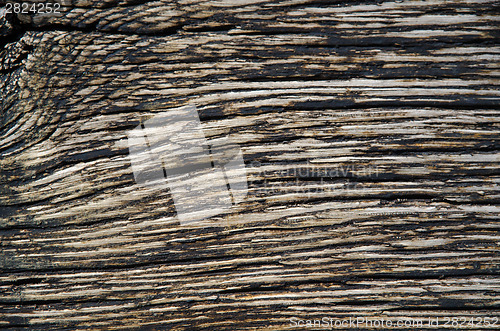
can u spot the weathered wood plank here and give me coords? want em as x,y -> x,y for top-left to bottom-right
1,0 -> 499,329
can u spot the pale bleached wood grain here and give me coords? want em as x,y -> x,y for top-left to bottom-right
1,0 -> 499,329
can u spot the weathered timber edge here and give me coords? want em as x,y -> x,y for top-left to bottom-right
0,0 -> 499,330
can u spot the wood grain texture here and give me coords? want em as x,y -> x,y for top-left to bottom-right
0,0 -> 499,329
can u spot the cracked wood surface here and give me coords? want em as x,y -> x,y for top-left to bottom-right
0,0 -> 499,330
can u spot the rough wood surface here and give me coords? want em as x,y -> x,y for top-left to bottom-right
0,0 -> 499,329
